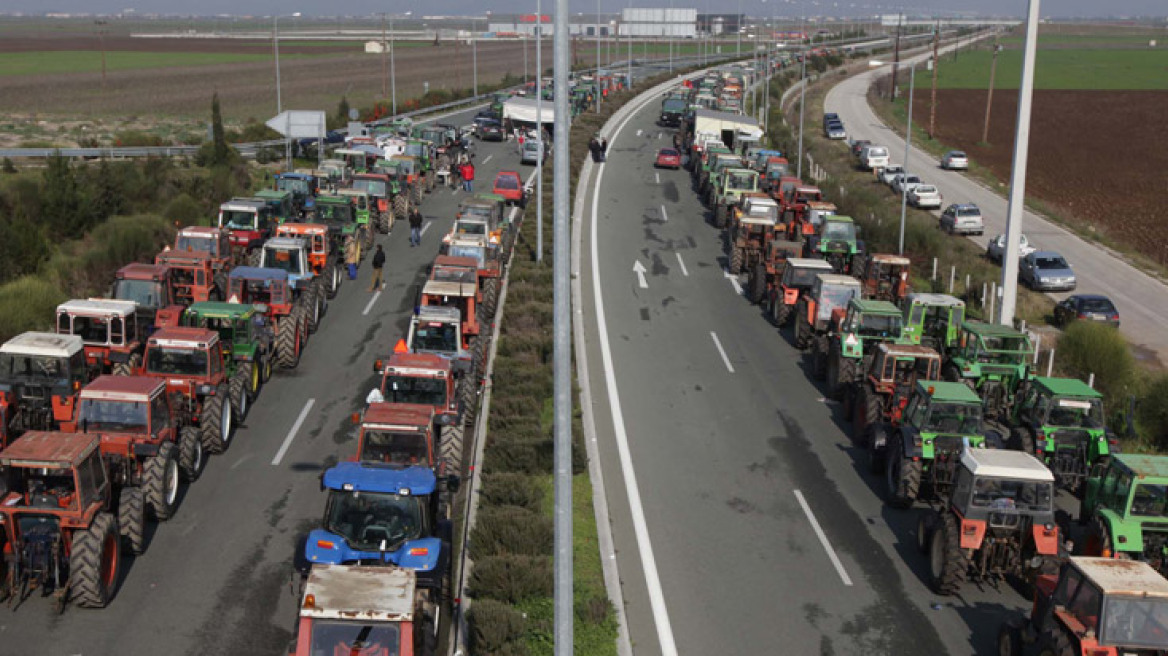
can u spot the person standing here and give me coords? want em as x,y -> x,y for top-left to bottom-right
461,160 -> 475,193
600,137 -> 608,162
409,207 -> 424,247
368,244 -> 386,292
589,137 -> 600,162
344,235 -> 359,280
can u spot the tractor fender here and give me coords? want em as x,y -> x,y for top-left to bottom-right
1032,523 -> 1060,556
397,537 -> 443,572
1098,508 -> 1144,552
902,426 -> 924,458
959,517 -> 986,550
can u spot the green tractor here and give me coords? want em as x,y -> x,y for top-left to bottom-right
942,321 -> 1034,423
1081,454 -> 1168,574
182,301 -> 275,403
371,159 -> 415,223
1009,376 -> 1114,494
699,151 -> 742,198
255,189 -> 296,225
403,139 -> 436,194
692,144 -> 731,186
337,188 -> 378,249
825,298 -> 906,399
879,380 -> 999,508
709,167 -> 760,230
314,194 -> 370,259
901,293 -> 965,352
803,215 -> 864,274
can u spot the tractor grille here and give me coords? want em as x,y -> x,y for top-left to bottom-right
979,365 -> 1017,378
1048,430 -> 1089,485
933,435 -> 964,456
930,436 -> 965,492
826,240 -> 849,253
988,512 -> 1023,531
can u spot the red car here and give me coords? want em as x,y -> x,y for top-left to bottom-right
492,171 -> 527,207
655,147 -> 681,169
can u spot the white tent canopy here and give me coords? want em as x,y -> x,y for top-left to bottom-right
502,97 -> 555,125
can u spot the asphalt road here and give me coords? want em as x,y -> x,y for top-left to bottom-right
579,78 -> 1031,656
824,50 -> 1168,362
1,104 -> 532,656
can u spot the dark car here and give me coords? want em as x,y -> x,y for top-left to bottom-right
823,112 -> 840,128
1054,294 -> 1119,328
478,121 -> 505,142
655,148 -> 681,169
849,139 -> 871,158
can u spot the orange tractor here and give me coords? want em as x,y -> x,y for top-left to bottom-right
275,223 -> 344,298
0,333 -> 94,449
154,250 -> 226,306
110,263 -> 186,330
856,254 -> 912,303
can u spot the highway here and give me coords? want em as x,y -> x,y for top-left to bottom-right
0,104 -> 527,655
577,75 -> 1029,656
825,50 -> 1168,362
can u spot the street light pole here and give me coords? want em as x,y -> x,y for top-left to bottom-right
595,0 -> 601,113
981,41 -> 1002,144
536,0 -> 544,263
795,48 -> 807,179
626,0 -> 633,92
473,15 -> 479,97
274,15 -> 283,114
898,61 -> 916,256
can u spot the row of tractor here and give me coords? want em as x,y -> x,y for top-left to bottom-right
671,66 -> 1168,656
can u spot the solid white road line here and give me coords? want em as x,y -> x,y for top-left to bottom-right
709,331 -> 735,373
722,268 -> 744,295
675,252 -> 689,277
659,205 -> 669,222
271,399 -> 316,466
794,490 -> 855,586
420,220 -> 433,236
482,154 -> 493,164
591,109 -> 679,656
655,172 -> 660,184
362,291 -> 382,316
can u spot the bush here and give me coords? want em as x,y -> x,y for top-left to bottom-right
1137,374 -> 1168,449
113,130 -> 165,147
469,554 -> 552,603
1,158 -> 15,174
466,598 -> 527,653
481,473 -> 545,511
470,506 -> 553,559
1056,322 -> 1136,406
46,213 -> 174,298
164,193 -> 204,226
0,276 -> 67,340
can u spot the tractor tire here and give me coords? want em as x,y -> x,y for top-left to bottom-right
812,335 -> 829,381
229,367 -> 250,422
885,434 -> 921,508
440,423 -> 465,475
748,262 -> 766,305
213,272 -> 228,301
239,361 -> 260,402
260,351 -> 274,383
916,510 -> 939,554
775,302 -> 792,327
997,622 -> 1025,656
199,389 -> 232,455
1086,515 -> 1118,557
729,245 -> 743,275
854,385 -> 882,446
70,512 -> 120,608
470,336 -> 487,379
178,426 -> 204,482
112,352 -> 141,376
117,487 -> 146,555
305,287 -> 323,334
928,512 -> 968,596
794,304 -> 809,348
325,263 -> 342,299
296,304 -> 311,348
276,314 -> 302,370
394,195 -> 409,223
714,204 -> 728,229
459,376 -> 478,427
483,278 -> 500,321
412,184 -> 423,207
143,442 -> 180,521
379,211 -> 392,234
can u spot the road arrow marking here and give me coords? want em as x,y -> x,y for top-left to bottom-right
633,260 -> 648,289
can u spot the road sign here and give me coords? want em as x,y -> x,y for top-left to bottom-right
265,110 -> 326,140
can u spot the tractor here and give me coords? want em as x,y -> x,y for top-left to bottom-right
699,152 -> 744,198
0,432 -> 122,609
336,189 -> 378,252
446,195 -> 508,255
352,403 -> 458,518
139,327 -> 243,455
169,226 -> 233,282
0,333 -> 92,448
444,237 -> 504,321
901,293 -> 966,352
227,267 -> 309,371
824,298 -> 906,397
880,380 -> 998,507
314,195 -> 367,262
372,349 -> 466,460
998,557 -> 1168,656
276,223 -> 344,298
750,239 -> 803,308
804,215 -> 864,274
419,255 -> 484,349
217,198 -> 276,266
289,565 -> 438,656
154,250 -> 225,306
1080,455 -> 1168,576
692,145 -> 731,189
709,167 -> 759,230
850,343 -> 941,462
1009,377 -> 1114,494
350,173 -> 396,233
111,263 -> 185,331
769,257 -> 834,327
258,237 -> 328,332
727,194 -> 780,277
75,376 -> 202,553
795,273 -> 860,379
406,306 -> 477,419
255,189 -> 296,225
917,448 -> 1059,596
943,321 -> 1035,423
274,172 -> 317,217
781,186 -> 828,242
370,160 -> 416,221
390,156 -> 425,207
403,139 -> 436,194
182,301 -> 276,404
55,299 -> 148,376
856,254 -> 911,303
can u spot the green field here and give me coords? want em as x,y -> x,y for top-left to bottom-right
1000,33 -> 1165,46
912,47 -> 1168,90
0,50 -> 318,76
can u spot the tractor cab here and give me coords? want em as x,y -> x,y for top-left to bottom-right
183,301 -> 273,393
420,256 -> 481,341
154,250 -> 223,306
858,254 -> 911,303
355,403 -> 437,472
407,306 -> 469,373
228,267 -> 294,314
255,189 -> 296,224
171,226 -> 232,269
851,343 -> 942,448
142,327 -> 226,398
259,237 -> 313,291
274,172 -> 317,215
76,376 -> 180,495
945,321 -> 1034,421
112,263 -> 182,330
901,293 -> 966,351
805,215 -> 863,274
1012,377 -> 1111,493
313,195 -> 359,249
337,189 -> 374,232
798,273 -> 861,345
218,198 -> 275,259
0,333 -> 89,446
55,299 -> 145,375
1081,455 -> 1168,573
772,257 -> 834,326
276,224 -> 332,274
373,352 -> 460,427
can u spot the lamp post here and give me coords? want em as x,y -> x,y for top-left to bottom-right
273,11 -> 301,114
536,0 -> 544,262
795,44 -> 807,179
626,0 -> 633,92
868,57 -> 915,255
391,12 -> 412,116
595,0 -> 602,113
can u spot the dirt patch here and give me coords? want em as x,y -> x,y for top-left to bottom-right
914,88 -> 1168,266
0,33 -> 360,55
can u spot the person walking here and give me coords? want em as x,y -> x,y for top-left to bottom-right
460,160 -> 475,193
368,245 -> 386,292
589,136 -> 600,163
600,137 -> 608,162
409,207 -> 424,247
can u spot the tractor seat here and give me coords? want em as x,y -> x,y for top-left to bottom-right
29,493 -> 60,509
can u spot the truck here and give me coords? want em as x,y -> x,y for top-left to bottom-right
690,107 -> 764,154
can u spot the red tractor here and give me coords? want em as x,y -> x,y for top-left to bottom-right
75,376 -> 203,553
849,343 -> 941,471
372,350 -> 465,465
217,198 -> 276,266
227,267 -> 310,370
420,255 -> 483,346
0,432 -> 122,610
154,250 -> 225,307
856,254 -> 912,303
111,263 -> 185,330
0,332 -> 93,448
55,299 -> 148,375
169,225 -> 234,278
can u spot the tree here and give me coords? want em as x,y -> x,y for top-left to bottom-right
211,92 -> 229,167
336,96 -> 351,124
41,152 -> 90,238
91,159 -> 124,221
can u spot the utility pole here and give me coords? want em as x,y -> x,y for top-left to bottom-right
536,0 -> 543,263
95,20 -> 108,89
891,13 -> 902,99
381,14 -> 388,99
928,21 -> 939,139
795,50 -> 807,180
473,15 -> 479,97
899,61 -> 916,255
981,41 -> 1002,144
595,0 -> 602,113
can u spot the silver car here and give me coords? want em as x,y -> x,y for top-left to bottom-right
985,233 -> 1036,263
941,150 -> 969,170
878,165 -> 904,186
1019,251 -> 1076,291
939,203 -> 984,236
891,173 -> 922,195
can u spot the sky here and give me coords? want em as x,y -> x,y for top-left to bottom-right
11,0 -> 1168,19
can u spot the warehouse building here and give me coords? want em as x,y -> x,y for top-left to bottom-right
617,8 -> 698,38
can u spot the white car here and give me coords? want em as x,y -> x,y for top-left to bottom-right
985,233 -> 1037,263
878,165 -> 904,186
941,150 -> 969,170
859,145 -> 889,171
908,184 -> 943,209
891,173 -> 922,195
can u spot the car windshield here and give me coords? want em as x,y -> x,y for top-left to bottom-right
971,476 -> 1053,512
351,179 -> 388,197
276,178 -> 310,195
175,234 -> 217,256
1035,256 -> 1069,270
857,313 -> 903,339
325,489 -> 424,552
263,247 -> 303,275
113,279 -> 162,309
309,619 -> 400,656
360,430 -> 430,467
1079,298 -> 1116,313
79,399 -> 148,433
146,347 -> 208,376
0,354 -> 69,384
317,203 -> 353,222
412,322 -> 458,353
659,149 -> 678,157
923,401 -> 982,434
823,221 -> 856,241
384,375 -> 446,407
1101,597 -> 1168,648
221,210 -> 257,231
1044,397 -> 1105,429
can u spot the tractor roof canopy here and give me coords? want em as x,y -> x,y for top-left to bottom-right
149,326 -> 219,350
80,375 -> 164,403
1109,454 -> 1168,481
1070,557 -> 1168,599
364,403 -> 434,431
300,564 -> 416,622
906,292 -> 965,308
918,380 -> 983,404
230,267 -> 291,283
850,298 -> 901,317
186,301 -> 255,320
57,298 -> 138,318
0,431 -> 99,468
1032,376 -> 1103,399
960,448 -> 1054,482
1,332 -> 84,358
322,461 -> 436,496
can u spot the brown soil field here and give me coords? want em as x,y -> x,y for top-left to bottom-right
913,89 -> 1168,266
0,34 -> 360,55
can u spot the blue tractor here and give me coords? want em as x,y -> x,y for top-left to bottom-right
274,172 -> 318,217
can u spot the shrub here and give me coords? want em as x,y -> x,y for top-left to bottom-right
576,594 -> 613,626
1137,374 -> 1168,449
114,130 -> 165,147
466,599 -> 527,653
481,472 -> 545,511
1056,322 -> 1136,406
1,158 -> 15,174
0,276 -> 67,340
469,554 -> 552,604
469,506 -> 553,559
164,193 -> 204,226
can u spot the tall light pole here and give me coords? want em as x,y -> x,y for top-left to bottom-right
381,13 -> 388,99
795,47 -> 807,179
981,41 -> 1002,144
536,1 -> 544,262
626,0 -> 633,91
668,0 -> 674,72
737,0 -> 742,57
273,11 -> 301,114
391,12 -> 412,116
595,0 -> 601,113
898,61 -> 917,256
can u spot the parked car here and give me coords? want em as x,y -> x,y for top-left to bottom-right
849,139 -> 871,158
479,121 -> 505,141
1019,251 -> 1076,291
655,148 -> 682,169
891,173 -> 922,195
878,165 -> 905,186
520,139 -> 546,165
822,112 -> 839,129
1053,294 -> 1120,328
985,233 -> 1036,263
825,122 -> 847,140
940,150 -> 969,170
908,184 -> 943,209
859,145 -> 889,171
939,203 -> 984,235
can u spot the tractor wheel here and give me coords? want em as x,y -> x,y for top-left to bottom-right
794,303 -> 809,348
854,385 -> 881,446
729,246 -> 743,275
471,336 -> 488,379
213,272 -> 228,301
440,423 -> 465,475
325,263 -> 341,299
775,302 -> 792,328
916,511 -> 938,555
199,389 -> 232,455
1086,515 -> 1118,557
112,352 -> 141,376
261,351 -> 274,382
394,195 -> 409,223
277,315 -> 302,369
483,278 -> 500,320
459,376 -> 478,428
714,204 -> 728,229
942,363 -> 962,383
178,426 -> 204,482
305,287 -> 323,334
997,622 -> 1025,656
928,512 -> 968,596
229,367 -> 250,422
829,352 -> 857,400
70,512 -> 120,608
885,434 -> 920,508
297,305 -> 311,348
379,211 -> 392,234
117,488 -> 146,555
812,335 -> 829,381
748,262 -> 766,305
412,184 -> 423,207
143,442 -> 180,521
1011,427 -> 1036,456
239,361 -> 260,402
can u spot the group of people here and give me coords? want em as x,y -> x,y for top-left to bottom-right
589,134 -> 608,163
350,203 -> 426,293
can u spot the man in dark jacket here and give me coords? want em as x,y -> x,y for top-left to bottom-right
369,244 -> 386,292
409,208 -> 424,247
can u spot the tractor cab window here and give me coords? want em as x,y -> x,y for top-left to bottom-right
264,247 -> 303,276
785,266 -> 820,288
1044,397 -> 1105,429
855,313 -> 902,339
361,431 -> 430,468
905,396 -> 926,428
150,395 -> 170,435
277,178 -> 310,195
1130,484 -> 1168,519
976,335 -> 1030,364
1102,597 -> 1168,648
971,477 -> 1052,512
454,221 -> 488,237
1065,579 -> 1103,636
384,375 -> 446,407
113,279 -> 163,310
221,210 -> 258,231
413,323 -> 458,354
817,286 -> 857,319
80,399 -> 149,434
822,221 -> 856,242
448,245 -> 486,269
309,619 -> 400,656
23,468 -> 79,511
728,173 -> 754,189
67,315 -> 112,345
175,234 -> 216,256
324,490 -> 424,552
0,354 -> 70,386
146,347 -> 208,377
312,235 -> 326,254
923,401 -> 982,434
77,452 -> 107,507
317,203 -> 354,223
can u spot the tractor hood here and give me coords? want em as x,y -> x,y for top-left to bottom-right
305,530 -> 442,571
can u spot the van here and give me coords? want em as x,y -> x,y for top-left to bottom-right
860,145 -> 890,171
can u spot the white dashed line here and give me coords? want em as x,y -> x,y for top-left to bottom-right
722,268 -> 743,295
482,154 -> 493,164
794,490 -> 854,586
362,291 -> 382,316
675,252 -> 689,277
659,205 -> 669,222
636,128 -> 643,136
271,399 -> 316,466
655,172 -> 660,184
710,332 -> 735,373
420,220 -> 433,236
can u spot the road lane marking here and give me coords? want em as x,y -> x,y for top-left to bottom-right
590,108 -> 679,656
482,154 -> 493,164
362,291 -> 382,316
633,261 -> 648,289
657,132 -> 663,140
675,252 -> 689,277
659,205 -> 669,222
420,220 -> 433,236
710,331 -> 735,373
722,268 -> 743,295
794,490 -> 854,586
655,172 -> 660,184
451,188 -> 458,196
230,454 -> 253,469
271,399 -> 316,466
636,129 -> 643,136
